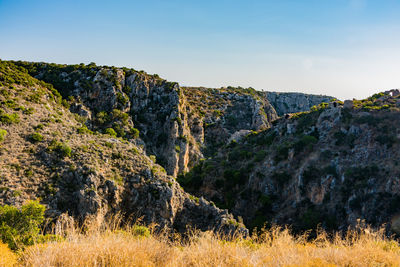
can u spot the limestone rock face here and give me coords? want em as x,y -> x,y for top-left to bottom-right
4,60 -> 337,234
0,61 -> 247,235
19,63 -> 288,176
265,91 -> 335,116
179,92 -> 400,233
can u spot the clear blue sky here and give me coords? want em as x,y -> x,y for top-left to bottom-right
1,0 -> 400,100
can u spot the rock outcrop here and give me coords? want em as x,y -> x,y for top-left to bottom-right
180,92 -> 400,234
0,60 -> 246,235
13,63 -> 284,176
1,60 -> 343,235
265,91 -> 335,116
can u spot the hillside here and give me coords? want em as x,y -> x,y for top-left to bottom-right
11,61 -> 332,177
0,60 -> 246,234
2,59 -> 396,237
179,90 -> 400,233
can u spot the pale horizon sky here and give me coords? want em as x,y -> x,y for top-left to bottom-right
1,0 -> 400,100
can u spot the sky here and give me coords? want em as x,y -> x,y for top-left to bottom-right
1,0 -> 400,100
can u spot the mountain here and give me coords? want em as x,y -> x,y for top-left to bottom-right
4,59 -> 393,235
179,90 -> 400,233
0,60 -> 246,234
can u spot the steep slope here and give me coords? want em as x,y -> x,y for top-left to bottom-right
0,60 -> 245,234
13,62 -> 284,177
3,60 -> 337,235
179,91 -> 400,233
182,86 -> 278,157
265,91 -> 335,116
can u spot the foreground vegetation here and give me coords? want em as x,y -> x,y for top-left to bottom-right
20,227 -> 400,267
1,211 -> 400,266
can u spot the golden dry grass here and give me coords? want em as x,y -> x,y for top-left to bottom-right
0,241 -> 18,267
17,218 -> 400,267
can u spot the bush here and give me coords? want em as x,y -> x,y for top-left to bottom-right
122,85 -> 132,95
77,125 -> 93,135
117,92 -> 128,107
0,201 -> 45,250
61,99 -> 70,109
131,225 -> 150,237
96,111 -> 109,125
112,124 -> 125,137
29,132 -> 43,143
149,155 -> 157,163
294,135 -> 317,154
105,128 -> 117,137
299,207 -> 322,230
0,110 -> 19,125
274,143 -> 290,162
34,124 -> 44,131
0,129 -> 6,143
48,140 -> 72,158
334,131 -> 356,148
130,127 -> 140,139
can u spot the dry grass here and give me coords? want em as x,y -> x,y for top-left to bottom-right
16,215 -> 400,267
0,241 -> 18,267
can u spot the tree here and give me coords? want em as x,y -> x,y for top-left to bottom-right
0,201 -> 45,250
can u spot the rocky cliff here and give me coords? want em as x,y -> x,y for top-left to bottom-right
179,91 -> 400,233
265,91 -> 335,116
1,60 -> 346,235
0,60 -> 246,234
13,62 -> 283,177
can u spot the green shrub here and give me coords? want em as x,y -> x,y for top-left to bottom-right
295,112 -> 319,133
48,140 -> 72,158
131,225 -> 150,237
0,201 -> 45,250
323,165 -> 338,178
274,143 -> 290,162
61,99 -> 70,109
255,131 -> 276,146
0,129 -> 6,143
34,124 -> 44,131
77,125 -> 93,135
122,85 -> 132,95
298,207 -> 322,231
130,127 -> 140,139
3,99 -> 18,109
105,128 -> 117,137
111,109 -> 129,124
29,132 -> 43,143
96,111 -> 109,125
112,124 -> 125,137
0,110 -> 19,125
117,92 -> 128,107
149,155 -> 157,163
334,131 -> 356,148
294,135 -> 317,154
